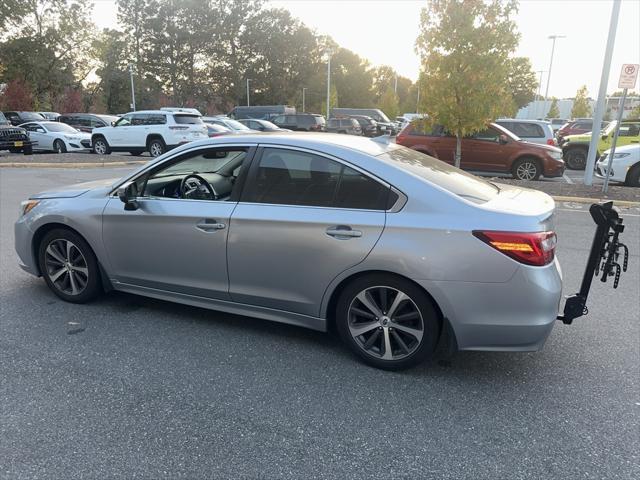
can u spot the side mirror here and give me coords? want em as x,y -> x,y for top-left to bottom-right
117,181 -> 139,211
111,121 -> 116,126
601,134 -> 608,141
499,134 -> 509,145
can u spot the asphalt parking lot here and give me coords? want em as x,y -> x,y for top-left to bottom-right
1,167 -> 638,479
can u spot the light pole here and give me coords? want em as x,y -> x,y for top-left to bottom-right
544,35 -> 565,116
246,79 -> 252,107
326,48 -> 334,118
535,70 -> 546,118
302,87 -> 307,112
128,63 -> 136,111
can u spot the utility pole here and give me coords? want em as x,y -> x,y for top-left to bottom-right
302,87 -> 307,112
326,48 -> 334,119
394,75 -> 398,94
128,63 -> 136,111
544,35 -> 565,116
246,79 -> 252,107
535,70 -> 546,118
416,82 -> 420,114
584,1 -> 621,186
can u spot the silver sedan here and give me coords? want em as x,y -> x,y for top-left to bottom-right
14,133 -> 562,369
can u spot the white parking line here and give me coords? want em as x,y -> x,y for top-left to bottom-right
562,173 -> 574,184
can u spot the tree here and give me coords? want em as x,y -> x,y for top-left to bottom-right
378,87 -> 399,121
416,0 -> 520,167
571,85 -> 592,118
547,97 -> 560,118
630,103 -> 640,118
506,56 -> 537,114
0,78 -> 34,110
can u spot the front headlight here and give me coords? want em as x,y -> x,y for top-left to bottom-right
550,151 -> 563,160
613,152 -> 630,158
20,200 -> 40,216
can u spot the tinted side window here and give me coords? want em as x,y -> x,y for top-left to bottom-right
472,128 -> 499,142
272,115 -> 285,124
512,123 -> 544,138
245,148 -> 389,210
147,114 -> 167,125
131,114 -> 149,126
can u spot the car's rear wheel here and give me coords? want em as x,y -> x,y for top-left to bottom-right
512,157 -> 541,181
93,137 -> 110,155
565,147 -> 587,170
336,274 -> 440,370
148,138 -> 166,157
38,229 -> 101,303
625,163 -> 640,187
53,139 -> 66,154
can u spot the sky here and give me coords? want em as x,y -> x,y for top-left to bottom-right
91,0 -> 640,98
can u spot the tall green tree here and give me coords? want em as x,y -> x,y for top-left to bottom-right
547,97 -> 560,118
571,85 -> 592,118
506,56 -> 538,114
416,0 -> 520,167
378,87 -> 399,121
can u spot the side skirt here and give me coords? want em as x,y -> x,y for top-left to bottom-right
111,281 -> 327,332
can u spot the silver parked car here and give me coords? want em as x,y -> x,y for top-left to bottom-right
15,133 -> 564,369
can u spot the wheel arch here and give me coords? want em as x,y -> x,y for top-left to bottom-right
146,133 -> 166,147
31,222 -> 112,290
511,153 -> 543,170
323,269 -> 445,330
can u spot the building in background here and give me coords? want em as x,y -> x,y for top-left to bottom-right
517,96 -> 639,120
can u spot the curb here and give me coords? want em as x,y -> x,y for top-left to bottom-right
552,195 -> 640,207
0,161 -> 148,168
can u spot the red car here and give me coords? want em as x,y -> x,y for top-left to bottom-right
396,122 -> 565,181
557,120 -> 608,144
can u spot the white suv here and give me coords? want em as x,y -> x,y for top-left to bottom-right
91,110 -> 208,157
495,119 -> 557,146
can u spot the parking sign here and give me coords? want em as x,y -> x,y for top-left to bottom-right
618,64 -> 639,89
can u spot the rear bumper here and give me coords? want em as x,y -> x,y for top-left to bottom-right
415,258 -> 563,351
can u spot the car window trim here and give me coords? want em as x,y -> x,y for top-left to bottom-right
238,144 -> 402,212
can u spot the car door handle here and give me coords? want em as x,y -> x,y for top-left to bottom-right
196,220 -> 226,232
326,226 -> 362,239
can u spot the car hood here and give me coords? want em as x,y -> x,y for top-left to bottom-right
30,178 -> 119,199
518,140 -> 562,153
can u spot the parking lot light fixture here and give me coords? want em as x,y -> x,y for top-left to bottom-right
544,35 -> 565,114
246,79 -> 252,107
326,48 -> 335,118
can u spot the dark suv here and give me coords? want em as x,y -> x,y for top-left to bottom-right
271,114 -> 326,131
326,118 -> 362,135
0,112 -> 35,154
3,111 -> 44,126
346,115 -> 378,137
58,113 -> 120,133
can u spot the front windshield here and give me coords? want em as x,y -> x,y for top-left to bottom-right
0,112 -> 7,125
378,145 -> 499,204
260,120 -> 279,130
44,122 -> 79,133
376,111 -> 391,123
21,112 -> 44,121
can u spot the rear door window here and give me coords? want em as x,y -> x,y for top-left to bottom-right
512,123 -> 544,138
173,114 -> 202,124
244,148 -> 390,209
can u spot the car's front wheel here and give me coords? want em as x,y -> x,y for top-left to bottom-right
625,163 -> 640,187
93,137 -> 110,155
512,157 -> 541,181
38,229 -> 102,303
336,274 -> 440,370
53,139 -> 67,154
564,147 -> 588,170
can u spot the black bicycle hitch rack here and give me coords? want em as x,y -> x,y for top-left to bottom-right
557,201 -> 628,325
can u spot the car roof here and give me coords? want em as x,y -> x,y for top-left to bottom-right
169,132 -> 399,157
496,118 -> 551,125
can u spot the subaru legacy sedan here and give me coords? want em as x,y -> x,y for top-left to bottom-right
15,133 -> 562,369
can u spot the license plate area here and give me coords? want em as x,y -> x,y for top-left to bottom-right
14,141 -> 23,147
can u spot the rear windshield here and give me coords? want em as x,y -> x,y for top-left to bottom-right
377,146 -> 499,204
173,114 -> 203,124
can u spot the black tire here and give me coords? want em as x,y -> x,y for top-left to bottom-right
148,138 -> 166,157
38,228 -> 102,304
93,136 -> 111,155
335,274 -> 441,370
53,139 -> 67,154
22,145 -> 33,155
625,163 -> 640,187
512,157 -> 542,181
564,147 -> 588,170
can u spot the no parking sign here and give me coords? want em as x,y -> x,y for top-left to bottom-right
618,64 -> 639,89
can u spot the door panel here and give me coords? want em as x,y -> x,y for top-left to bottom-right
227,204 -> 385,316
102,197 -> 234,299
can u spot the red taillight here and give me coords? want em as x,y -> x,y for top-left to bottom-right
547,138 -> 556,146
472,230 -> 556,266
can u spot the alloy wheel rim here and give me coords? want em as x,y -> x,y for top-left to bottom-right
516,162 -> 537,180
55,141 -> 63,153
347,286 -> 424,361
150,143 -> 162,156
95,141 -> 106,154
44,239 -> 88,296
